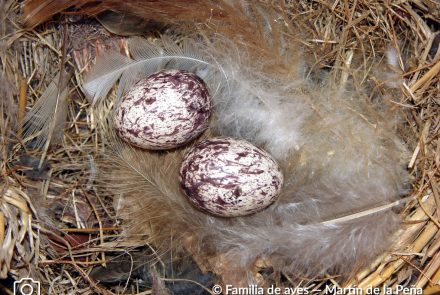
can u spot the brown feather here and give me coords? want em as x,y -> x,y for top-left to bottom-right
23,0 -> 80,28
22,0 -> 244,31
23,0 -> 301,77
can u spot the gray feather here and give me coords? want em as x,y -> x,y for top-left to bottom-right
91,34 -> 408,281
22,72 -> 69,149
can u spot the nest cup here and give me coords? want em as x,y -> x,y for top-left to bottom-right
0,0 -> 439,294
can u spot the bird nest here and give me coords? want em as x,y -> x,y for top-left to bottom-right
0,0 -> 439,294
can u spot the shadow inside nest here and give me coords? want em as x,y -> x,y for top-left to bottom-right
89,250 -> 214,294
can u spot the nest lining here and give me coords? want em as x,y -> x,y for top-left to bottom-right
0,0 -> 439,294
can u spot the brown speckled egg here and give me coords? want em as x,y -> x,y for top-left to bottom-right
114,70 -> 211,150
180,137 -> 283,217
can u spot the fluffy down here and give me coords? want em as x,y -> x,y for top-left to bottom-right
99,59 -> 408,282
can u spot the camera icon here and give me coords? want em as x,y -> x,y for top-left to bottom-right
13,278 -> 41,295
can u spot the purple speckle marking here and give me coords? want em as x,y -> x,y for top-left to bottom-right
180,137 -> 284,217
114,70 -> 211,150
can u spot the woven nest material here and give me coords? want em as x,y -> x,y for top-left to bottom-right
0,0 -> 439,294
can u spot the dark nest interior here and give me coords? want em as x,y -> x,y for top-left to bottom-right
0,0 -> 439,294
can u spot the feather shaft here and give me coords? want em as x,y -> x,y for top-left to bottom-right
321,196 -> 414,225
18,77 -> 27,138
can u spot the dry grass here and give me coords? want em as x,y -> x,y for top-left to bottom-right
0,0 -> 439,294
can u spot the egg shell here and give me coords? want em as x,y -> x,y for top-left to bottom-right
114,70 -> 211,150
180,137 -> 283,217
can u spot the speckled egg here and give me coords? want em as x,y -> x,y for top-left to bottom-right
114,70 -> 211,150
180,137 -> 283,217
